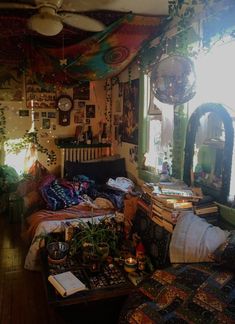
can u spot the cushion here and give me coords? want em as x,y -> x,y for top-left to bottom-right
169,211 -> 229,263
211,231 -> 235,270
40,178 -> 81,210
64,158 -> 127,184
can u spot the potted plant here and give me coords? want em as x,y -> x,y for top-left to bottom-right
33,231 -> 70,264
69,217 -> 118,263
0,164 -> 19,194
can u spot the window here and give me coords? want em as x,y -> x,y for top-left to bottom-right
4,139 -> 28,175
138,73 -> 174,182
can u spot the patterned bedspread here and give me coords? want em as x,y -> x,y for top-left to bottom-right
119,263 -> 235,323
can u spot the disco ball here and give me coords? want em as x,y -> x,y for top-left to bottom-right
151,54 -> 196,105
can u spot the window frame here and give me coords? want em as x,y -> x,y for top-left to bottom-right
138,72 -> 160,182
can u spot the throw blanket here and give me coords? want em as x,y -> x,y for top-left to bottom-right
23,204 -> 114,243
169,211 -> 229,263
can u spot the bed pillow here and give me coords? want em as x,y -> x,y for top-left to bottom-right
40,178 -> 81,210
210,231 -> 235,270
64,158 -> 127,184
169,211 -> 229,263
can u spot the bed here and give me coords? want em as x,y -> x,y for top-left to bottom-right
21,147 -> 133,271
119,212 -> 235,323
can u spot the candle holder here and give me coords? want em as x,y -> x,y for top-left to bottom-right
124,257 -> 137,273
137,252 -> 146,271
138,257 -> 146,271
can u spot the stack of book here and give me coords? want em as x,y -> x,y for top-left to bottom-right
141,183 -> 155,202
193,197 -> 219,225
150,184 -> 201,233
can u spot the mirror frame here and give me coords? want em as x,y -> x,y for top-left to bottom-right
183,103 -> 234,203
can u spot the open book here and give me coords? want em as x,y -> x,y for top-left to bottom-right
48,271 -> 87,297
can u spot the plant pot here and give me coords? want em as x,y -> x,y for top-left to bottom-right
96,242 -> 109,261
82,243 -> 96,264
47,241 -> 69,265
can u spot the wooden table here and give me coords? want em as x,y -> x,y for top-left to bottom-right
40,250 -> 135,307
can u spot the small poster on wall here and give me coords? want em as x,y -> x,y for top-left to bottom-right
42,118 -> 50,129
122,79 -> 139,144
19,110 -> 29,117
86,105 -> 95,118
73,81 -> 90,100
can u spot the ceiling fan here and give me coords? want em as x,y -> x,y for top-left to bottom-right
0,0 -> 108,36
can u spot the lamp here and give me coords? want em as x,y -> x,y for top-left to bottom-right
151,54 -> 196,105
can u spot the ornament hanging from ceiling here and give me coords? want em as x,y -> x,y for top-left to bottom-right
150,54 -> 196,105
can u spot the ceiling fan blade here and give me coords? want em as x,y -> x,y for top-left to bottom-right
60,13 -> 105,32
28,12 -> 63,36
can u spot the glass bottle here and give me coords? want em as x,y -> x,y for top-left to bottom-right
101,123 -> 107,144
86,126 -> 93,145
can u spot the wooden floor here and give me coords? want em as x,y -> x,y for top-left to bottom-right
0,215 -> 126,324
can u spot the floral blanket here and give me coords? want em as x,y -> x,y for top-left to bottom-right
119,263 -> 235,323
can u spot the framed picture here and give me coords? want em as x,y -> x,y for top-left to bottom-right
122,79 -> 139,144
73,81 -> 90,100
86,105 -> 95,118
42,118 -> 50,129
74,100 -> 86,110
74,112 -> 84,124
78,101 -> 86,108
19,110 -> 29,117
48,112 -> 56,118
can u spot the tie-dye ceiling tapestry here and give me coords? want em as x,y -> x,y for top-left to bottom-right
26,14 -> 162,87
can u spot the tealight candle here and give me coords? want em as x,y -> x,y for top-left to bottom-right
124,257 -> 137,273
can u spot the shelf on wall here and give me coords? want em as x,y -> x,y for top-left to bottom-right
55,137 -> 111,149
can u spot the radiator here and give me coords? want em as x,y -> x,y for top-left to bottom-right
60,145 -> 112,177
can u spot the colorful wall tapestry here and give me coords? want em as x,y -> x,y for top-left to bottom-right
122,79 -> 139,145
28,14 -> 162,87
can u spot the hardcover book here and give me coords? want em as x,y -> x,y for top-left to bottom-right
48,271 -> 87,297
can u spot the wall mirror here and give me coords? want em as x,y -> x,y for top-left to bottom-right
183,103 -> 234,203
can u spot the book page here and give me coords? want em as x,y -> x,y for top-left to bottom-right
48,271 -> 87,297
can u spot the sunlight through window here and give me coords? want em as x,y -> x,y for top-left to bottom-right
4,139 -> 27,175
189,39 -> 235,201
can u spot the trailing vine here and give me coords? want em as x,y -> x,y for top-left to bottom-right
0,106 -> 6,144
5,129 -> 57,166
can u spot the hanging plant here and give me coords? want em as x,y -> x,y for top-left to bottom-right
5,129 -> 57,166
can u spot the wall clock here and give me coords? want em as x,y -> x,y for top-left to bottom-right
57,95 -> 73,126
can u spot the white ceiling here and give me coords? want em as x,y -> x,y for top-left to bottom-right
63,0 -> 169,16
0,0 -> 169,16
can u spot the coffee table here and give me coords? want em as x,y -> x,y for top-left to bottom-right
40,249 -> 136,307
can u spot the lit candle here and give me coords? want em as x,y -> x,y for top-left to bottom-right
124,257 -> 137,273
